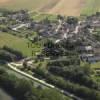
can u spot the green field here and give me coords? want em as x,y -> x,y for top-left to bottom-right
91,62 -> 100,69
82,0 -> 100,15
31,12 -> 57,21
0,32 -> 42,57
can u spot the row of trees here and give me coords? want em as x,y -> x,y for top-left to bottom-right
0,50 -> 14,62
48,64 -> 99,89
2,46 -> 24,61
33,68 -> 100,100
46,74 -> 100,100
0,46 -> 23,62
0,68 -> 69,100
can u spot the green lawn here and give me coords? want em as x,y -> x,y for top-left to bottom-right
82,0 -> 100,15
91,62 -> 100,69
0,32 -> 42,57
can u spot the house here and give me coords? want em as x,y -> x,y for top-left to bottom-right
77,46 -> 93,53
80,54 -> 94,61
0,17 -> 7,24
87,55 -> 100,63
8,10 -> 29,22
94,47 -> 100,54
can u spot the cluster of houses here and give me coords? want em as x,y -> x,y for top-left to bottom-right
77,13 -> 100,63
29,13 -> 100,63
0,10 -> 100,63
7,10 -> 29,23
31,13 -> 100,63
77,45 -> 100,63
0,10 -> 29,23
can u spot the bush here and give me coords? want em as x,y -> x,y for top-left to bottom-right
46,74 -> 100,100
0,68 -> 68,100
3,46 -> 24,60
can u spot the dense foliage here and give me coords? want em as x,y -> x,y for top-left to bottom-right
0,68 -> 69,100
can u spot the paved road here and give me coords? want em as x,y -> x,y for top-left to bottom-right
8,63 -> 55,88
7,63 -> 83,100
12,23 -> 29,31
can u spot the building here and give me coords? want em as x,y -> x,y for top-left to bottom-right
77,46 -> 93,53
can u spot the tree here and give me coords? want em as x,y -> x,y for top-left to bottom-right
23,60 -> 28,69
67,16 -> 78,25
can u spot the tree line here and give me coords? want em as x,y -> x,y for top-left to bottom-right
0,68 -> 69,100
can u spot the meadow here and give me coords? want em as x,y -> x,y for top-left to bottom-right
82,0 -> 100,15
0,32 -> 42,57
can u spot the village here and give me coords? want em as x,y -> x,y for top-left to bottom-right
0,9 -> 100,100
0,10 -> 100,63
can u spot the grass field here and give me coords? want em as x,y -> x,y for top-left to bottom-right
82,0 -> 100,15
0,32 -> 42,57
91,62 -> 100,69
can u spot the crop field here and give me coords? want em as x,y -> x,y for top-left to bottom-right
0,32 -> 42,57
0,0 -> 84,16
48,0 -> 85,16
0,0 -> 100,16
0,0 -> 57,11
82,0 -> 100,15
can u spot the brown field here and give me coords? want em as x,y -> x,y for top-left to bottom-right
0,0 -> 85,16
0,0 -> 10,3
48,0 -> 85,16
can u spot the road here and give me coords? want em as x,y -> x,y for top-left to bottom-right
8,63 -> 55,89
7,63 -> 83,100
12,23 -> 30,31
